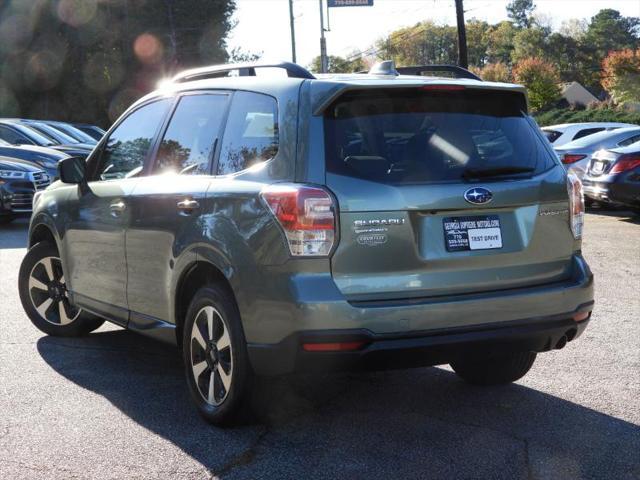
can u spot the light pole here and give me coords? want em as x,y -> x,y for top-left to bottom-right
455,0 -> 468,68
289,0 -> 297,63
319,0 -> 328,73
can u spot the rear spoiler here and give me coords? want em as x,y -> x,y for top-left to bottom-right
312,82 -> 528,116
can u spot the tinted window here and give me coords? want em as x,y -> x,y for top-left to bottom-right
93,99 -> 170,180
154,94 -> 228,175
217,91 -> 278,175
0,126 -> 32,145
324,89 -> 555,184
543,130 -> 562,143
572,127 -> 604,140
563,129 -> 640,149
28,123 -> 77,144
618,134 -> 640,147
50,123 -> 96,144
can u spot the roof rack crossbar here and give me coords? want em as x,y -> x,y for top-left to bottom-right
396,65 -> 481,81
172,61 -> 316,83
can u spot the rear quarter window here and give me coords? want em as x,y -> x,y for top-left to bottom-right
217,91 -> 278,175
572,127 -> 604,140
324,88 -> 556,184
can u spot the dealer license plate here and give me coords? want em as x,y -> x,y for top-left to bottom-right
443,215 -> 503,252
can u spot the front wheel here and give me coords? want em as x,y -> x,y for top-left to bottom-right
182,285 -> 251,426
18,242 -> 105,336
450,350 -> 537,386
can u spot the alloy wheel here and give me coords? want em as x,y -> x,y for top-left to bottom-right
190,306 -> 233,406
28,256 -> 80,325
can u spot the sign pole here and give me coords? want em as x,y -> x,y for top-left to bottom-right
455,0 -> 468,68
319,0 -> 328,73
289,0 -> 297,63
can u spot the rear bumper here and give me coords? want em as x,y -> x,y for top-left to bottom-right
247,255 -> 594,375
582,181 -> 611,202
248,312 -> 592,375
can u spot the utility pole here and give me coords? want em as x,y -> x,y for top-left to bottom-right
319,0 -> 328,73
288,0 -> 297,63
454,0 -> 468,68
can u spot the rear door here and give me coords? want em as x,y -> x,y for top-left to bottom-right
323,87 -> 572,301
125,92 -> 229,323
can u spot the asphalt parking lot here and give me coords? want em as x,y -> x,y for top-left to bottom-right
1,210 -> 639,480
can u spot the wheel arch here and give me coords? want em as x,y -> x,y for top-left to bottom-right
173,260 -> 238,347
29,216 -> 60,250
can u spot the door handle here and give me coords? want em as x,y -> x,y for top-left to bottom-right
177,199 -> 199,215
109,200 -> 126,217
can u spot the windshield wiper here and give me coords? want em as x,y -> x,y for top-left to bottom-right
462,166 -> 535,180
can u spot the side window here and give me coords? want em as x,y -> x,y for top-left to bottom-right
92,99 -> 170,181
154,94 -> 228,175
217,91 -> 278,175
617,134 -> 640,147
0,126 -> 31,145
572,127 -> 604,140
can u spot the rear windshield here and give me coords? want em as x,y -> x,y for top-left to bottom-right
324,88 -> 556,184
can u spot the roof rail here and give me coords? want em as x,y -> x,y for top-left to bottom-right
396,65 -> 481,81
172,61 -> 316,83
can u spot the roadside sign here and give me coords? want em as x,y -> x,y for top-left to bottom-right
328,0 -> 374,7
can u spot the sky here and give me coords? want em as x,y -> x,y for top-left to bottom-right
227,0 -> 640,68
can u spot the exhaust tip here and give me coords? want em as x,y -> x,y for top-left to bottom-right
555,335 -> 568,350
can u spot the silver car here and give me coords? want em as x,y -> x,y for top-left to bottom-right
554,127 -> 640,179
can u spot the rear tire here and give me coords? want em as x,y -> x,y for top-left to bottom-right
182,284 -> 251,426
450,350 -> 537,386
18,242 -> 105,336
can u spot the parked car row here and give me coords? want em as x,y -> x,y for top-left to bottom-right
542,121 -> 640,212
0,118 -> 104,223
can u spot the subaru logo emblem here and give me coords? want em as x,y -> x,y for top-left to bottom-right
464,187 -> 493,205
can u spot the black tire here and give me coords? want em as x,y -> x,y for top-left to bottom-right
182,284 -> 251,426
18,242 -> 105,337
450,350 -> 537,386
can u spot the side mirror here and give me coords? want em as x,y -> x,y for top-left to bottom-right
58,156 -> 86,184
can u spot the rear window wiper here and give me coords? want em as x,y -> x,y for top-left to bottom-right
461,166 -> 535,180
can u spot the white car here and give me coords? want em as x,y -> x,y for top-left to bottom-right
542,122 -> 637,147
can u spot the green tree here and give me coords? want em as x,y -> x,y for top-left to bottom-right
580,9 -> 640,92
506,0 -> 536,29
602,48 -> 640,104
486,21 -> 518,64
308,55 -> 364,73
513,57 -> 561,111
465,19 -> 491,67
0,0 -> 236,126
585,9 -> 640,61
375,21 -> 458,66
511,26 -> 549,63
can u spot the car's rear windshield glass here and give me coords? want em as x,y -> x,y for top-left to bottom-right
324,88 -> 556,184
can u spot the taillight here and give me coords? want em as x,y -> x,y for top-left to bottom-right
261,184 -> 336,256
302,341 -> 367,352
566,172 -> 584,239
610,154 -> 640,174
562,154 -> 587,165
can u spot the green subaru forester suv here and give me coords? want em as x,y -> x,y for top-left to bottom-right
18,61 -> 594,425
